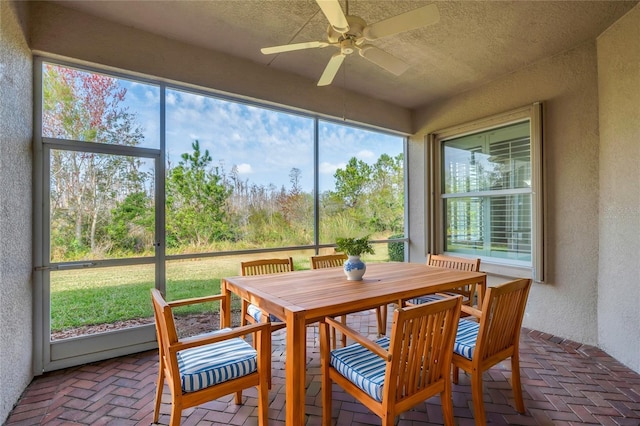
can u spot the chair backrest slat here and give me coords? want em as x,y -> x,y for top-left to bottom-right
241,257 -> 294,276
475,278 -> 531,362
427,253 -> 480,272
311,253 -> 348,269
386,296 -> 462,403
427,254 -> 481,301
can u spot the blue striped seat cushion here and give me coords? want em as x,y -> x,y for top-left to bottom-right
330,336 -> 390,402
453,319 -> 480,359
247,304 -> 282,323
177,328 -> 258,393
408,294 -> 445,305
409,293 -> 470,305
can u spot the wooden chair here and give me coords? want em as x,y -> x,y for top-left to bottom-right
240,257 -> 293,387
406,253 -> 482,308
311,253 -> 386,348
320,296 -> 462,426
240,257 -> 293,331
452,278 -> 532,425
310,253 -> 348,270
150,289 -> 270,426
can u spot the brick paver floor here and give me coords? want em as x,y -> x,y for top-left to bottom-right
5,308 -> 640,425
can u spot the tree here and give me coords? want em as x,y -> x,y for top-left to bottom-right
274,168 -> 313,244
322,153 -> 404,240
43,64 -> 148,260
106,192 -> 154,253
332,157 -> 372,209
166,140 -> 235,248
367,153 -> 404,233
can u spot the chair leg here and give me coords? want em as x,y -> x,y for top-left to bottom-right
235,390 -> 242,405
169,402 -> 182,426
241,300 -> 249,327
470,370 -> 486,426
331,327 -> 337,350
320,323 -> 333,426
321,376 -> 332,426
441,382 -> 455,426
383,414 -> 395,426
266,336 -> 273,389
256,326 -> 270,426
376,305 -> 387,336
251,312 -> 273,390
257,379 -> 268,425
248,343 -> 273,390
452,365 -> 460,384
153,363 -> 164,423
511,353 -> 525,413
330,316 -> 347,348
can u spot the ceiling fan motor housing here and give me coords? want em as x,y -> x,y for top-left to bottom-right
327,15 -> 367,44
340,39 -> 355,54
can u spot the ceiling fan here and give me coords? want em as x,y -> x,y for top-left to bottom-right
260,0 -> 440,86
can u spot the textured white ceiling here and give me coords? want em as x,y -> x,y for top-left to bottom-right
52,0 -> 637,109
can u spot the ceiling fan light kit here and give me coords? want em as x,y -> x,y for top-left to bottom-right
260,0 -> 440,86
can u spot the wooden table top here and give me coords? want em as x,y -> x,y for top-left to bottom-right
223,262 -> 486,323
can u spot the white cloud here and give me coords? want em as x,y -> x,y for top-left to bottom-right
144,89 -> 159,103
357,150 -> 376,161
320,161 -> 345,175
161,88 -> 401,193
236,163 -> 253,174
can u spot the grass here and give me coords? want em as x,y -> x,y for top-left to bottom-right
50,246 -> 393,333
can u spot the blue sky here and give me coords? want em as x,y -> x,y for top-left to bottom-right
122,78 -> 404,193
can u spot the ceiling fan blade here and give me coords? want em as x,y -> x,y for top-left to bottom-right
261,41 -> 331,55
362,4 -> 440,41
316,0 -> 350,33
358,45 -> 409,76
317,52 -> 345,86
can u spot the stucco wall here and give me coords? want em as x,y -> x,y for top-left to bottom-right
0,1 -> 34,423
596,5 -> 640,372
409,42 -> 601,345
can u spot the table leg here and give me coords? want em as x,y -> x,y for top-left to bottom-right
285,310 -> 306,425
221,279 -> 231,329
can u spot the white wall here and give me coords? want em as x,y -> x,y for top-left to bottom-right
409,41 -> 602,345
596,5 -> 640,373
0,1 -> 34,423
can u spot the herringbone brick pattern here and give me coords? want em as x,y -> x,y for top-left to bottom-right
5,309 -> 640,425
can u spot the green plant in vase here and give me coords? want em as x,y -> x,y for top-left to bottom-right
335,236 -> 375,256
335,236 -> 374,280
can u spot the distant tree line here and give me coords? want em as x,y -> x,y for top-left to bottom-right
43,64 -> 404,261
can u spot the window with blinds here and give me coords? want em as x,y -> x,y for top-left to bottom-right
441,121 -> 533,263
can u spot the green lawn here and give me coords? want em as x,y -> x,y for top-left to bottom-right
50,246 -> 393,333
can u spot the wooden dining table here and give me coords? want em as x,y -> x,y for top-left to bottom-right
221,261 -> 486,425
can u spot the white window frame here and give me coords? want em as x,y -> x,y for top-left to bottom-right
427,103 -> 544,282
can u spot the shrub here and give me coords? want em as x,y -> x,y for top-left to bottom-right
388,234 -> 405,261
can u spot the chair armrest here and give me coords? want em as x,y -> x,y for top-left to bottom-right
460,304 -> 482,319
325,317 -> 391,361
167,293 -> 227,308
170,322 -> 270,353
